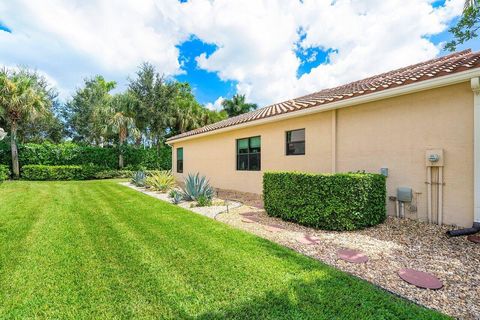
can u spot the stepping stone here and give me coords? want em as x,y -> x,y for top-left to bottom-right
264,225 -> 283,232
296,234 -> 320,245
467,235 -> 480,244
398,268 -> 443,290
267,223 -> 285,230
241,218 -> 256,223
240,212 -> 258,217
337,249 -> 369,264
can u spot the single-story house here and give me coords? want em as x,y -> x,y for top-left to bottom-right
167,49 -> 480,228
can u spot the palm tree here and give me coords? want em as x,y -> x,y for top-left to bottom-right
101,92 -> 139,168
221,94 -> 257,117
0,68 -> 50,178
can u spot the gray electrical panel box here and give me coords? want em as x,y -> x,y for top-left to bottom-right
380,167 -> 388,177
397,187 -> 413,202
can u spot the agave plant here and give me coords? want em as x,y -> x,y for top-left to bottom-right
181,172 -> 214,201
131,171 -> 146,187
168,189 -> 183,204
145,170 -> 176,192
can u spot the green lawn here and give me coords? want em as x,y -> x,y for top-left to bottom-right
0,180 -> 447,319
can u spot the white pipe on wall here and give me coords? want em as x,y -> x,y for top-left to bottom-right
427,166 -> 432,223
438,166 -> 444,226
472,77 -> 480,223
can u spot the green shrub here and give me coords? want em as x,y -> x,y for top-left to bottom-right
21,164 -> 134,181
145,170 -> 176,192
0,165 -> 10,181
0,141 -> 171,170
263,171 -> 386,231
196,195 -> 212,207
94,170 -> 133,179
181,173 -> 214,201
21,165 -> 90,181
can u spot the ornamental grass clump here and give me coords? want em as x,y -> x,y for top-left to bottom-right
181,172 -> 214,201
145,170 -> 175,192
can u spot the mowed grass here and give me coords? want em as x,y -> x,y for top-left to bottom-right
0,180 -> 448,319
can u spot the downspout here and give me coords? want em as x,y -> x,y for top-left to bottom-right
331,109 -> 337,173
448,77 -> 480,236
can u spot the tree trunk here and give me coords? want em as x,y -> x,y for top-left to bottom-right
10,122 -> 19,179
118,130 -> 125,169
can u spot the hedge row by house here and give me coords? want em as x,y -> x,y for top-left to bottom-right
0,165 -> 10,182
263,171 -> 386,231
0,142 -> 171,170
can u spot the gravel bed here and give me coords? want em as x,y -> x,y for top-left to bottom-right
121,182 -> 242,218
217,206 -> 480,319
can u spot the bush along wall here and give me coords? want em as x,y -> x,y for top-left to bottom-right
0,165 -> 10,182
0,142 -> 171,170
263,171 -> 386,231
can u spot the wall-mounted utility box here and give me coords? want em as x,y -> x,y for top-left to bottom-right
425,149 -> 444,167
380,167 -> 388,177
397,187 -> 413,202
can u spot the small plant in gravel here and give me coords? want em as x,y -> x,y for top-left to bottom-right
181,172 -> 214,201
131,171 -> 146,187
168,189 -> 183,204
145,170 -> 175,192
196,195 -> 212,207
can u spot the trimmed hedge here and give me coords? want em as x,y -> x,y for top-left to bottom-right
0,165 -> 10,181
263,171 -> 386,231
21,165 -> 98,181
0,142 -> 171,170
21,165 -> 139,181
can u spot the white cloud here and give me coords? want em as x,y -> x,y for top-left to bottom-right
178,0 -> 465,105
205,96 -> 225,111
0,0 -> 467,107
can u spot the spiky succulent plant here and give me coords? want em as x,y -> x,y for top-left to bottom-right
181,172 -> 214,201
131,171 -> 146,187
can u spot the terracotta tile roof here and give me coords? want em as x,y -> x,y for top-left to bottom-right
167,49 -> 480,142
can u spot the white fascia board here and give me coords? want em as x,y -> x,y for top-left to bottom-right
167,68 -> 480,145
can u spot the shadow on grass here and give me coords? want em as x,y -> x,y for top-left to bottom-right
195,275 -> 447,320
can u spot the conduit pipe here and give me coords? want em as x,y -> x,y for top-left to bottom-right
438,167 -> 443,226
427,166 -> 432,223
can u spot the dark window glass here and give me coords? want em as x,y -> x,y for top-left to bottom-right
236,136 -> 261,171
286,129 -> 305,155
176,148 -> 183,173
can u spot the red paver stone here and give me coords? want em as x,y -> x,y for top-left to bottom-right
398,268 -> 443,290
467,235 -> 480,243
239,212 -> 257,217
296,234 -> 320,245
241,218 -> 256,223
337,249 -> 369,264
264,225 -> 283,233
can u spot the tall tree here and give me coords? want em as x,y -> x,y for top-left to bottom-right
100,92 -> 139,168
64,76 -> 116,145
445,0 -> 479,51
221,94 -> 257,117
128,63 -> 177,146
0,68 -> 51,177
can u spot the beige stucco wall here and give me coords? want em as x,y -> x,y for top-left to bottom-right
171,82 -> 474,227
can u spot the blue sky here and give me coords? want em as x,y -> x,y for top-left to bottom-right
0,0 -> 478,108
